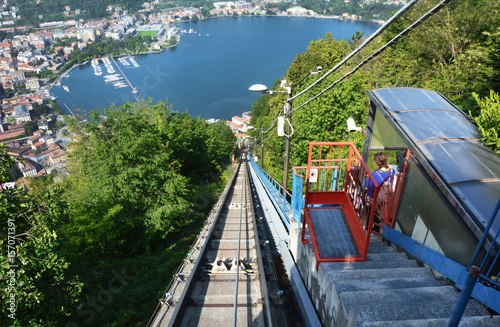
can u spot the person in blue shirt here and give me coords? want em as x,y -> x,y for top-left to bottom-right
365,152 -> 395,231
366,152 -> 395,199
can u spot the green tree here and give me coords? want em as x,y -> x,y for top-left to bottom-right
61,100 -> 234,261
23,120 -> 38,135
62,101 -> 194,259
168,36 -> 177,46
0,144 -> 83,326
201,6 -> 211,17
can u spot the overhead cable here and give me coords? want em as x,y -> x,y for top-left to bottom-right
256,129 -> 277,146
255,105 -> 285,137
289,0 -> 420,102
290,0 -> 454,115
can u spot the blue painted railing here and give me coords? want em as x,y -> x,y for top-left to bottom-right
291,167 -> 306,225
248,155 -> 292,231
383,199 -> 500,318
291,165 -> 345,228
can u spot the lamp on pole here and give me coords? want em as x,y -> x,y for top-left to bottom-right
249,81 -> 291,187
248,66 -> 322,191
247,125 -> 264,168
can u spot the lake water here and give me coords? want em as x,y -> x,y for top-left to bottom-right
52,16 -> 379,120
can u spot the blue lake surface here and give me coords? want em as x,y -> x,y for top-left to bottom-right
53,16 -> 379,120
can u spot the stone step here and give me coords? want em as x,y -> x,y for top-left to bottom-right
346,301 -> 492,327
338,286 -> 489,327
362,315 -> 500,327
326,267 -> 434,282
335,276 -> 444,295
297,230 -> 494,327
320,258 -> 419,272
325,267 -> 443,318
367,241 -> 399,254
341,286 -> 487,314
366,252 -> 410,262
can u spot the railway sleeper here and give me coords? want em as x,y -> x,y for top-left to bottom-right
189,302 -> 262,307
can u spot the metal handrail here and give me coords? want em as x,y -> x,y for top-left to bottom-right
449,198 -> 500,327
248,154 -> 292,231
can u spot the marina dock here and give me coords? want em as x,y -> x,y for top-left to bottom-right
62,103 -> 76,117
110,57 -> 138,93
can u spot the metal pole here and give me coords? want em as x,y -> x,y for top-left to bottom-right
283,84 -> 292,190
448,266 -> 480,327
259,125 -> 263,169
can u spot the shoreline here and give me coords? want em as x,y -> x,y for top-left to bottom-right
50,16 -> 378,119
193,13 -> 385,25
51,13 -> 378,88
52,41 -> 179,85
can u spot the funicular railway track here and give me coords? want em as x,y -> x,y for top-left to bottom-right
150,155 -> 272,327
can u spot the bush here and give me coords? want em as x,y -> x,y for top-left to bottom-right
472,91 -> 500,153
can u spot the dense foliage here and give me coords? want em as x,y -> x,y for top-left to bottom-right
472,91 -> 500,153
249,0 -> 500,189
1,145 -> 83,326
12,0 -> 144,26
299,0 -> 404,20
62,101 -> 235,259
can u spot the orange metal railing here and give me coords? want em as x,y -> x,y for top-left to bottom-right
300,142 -> 409,269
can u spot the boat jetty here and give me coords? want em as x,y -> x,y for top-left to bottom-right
128,55 -> 139,68
111,57 -> 138,93
102,57 -> 116,74
92,59 -> 102,76
113,81 -> 128,89
118,57 -> 130,67
104,74 -> 123,83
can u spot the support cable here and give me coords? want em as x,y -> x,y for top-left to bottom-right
288,0 -> 420,102
289,0 -> 454,115
256,129 -> 277,147
262,106 -> 285,135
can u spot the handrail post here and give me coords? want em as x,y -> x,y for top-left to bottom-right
448,266 -> 480,327
292,168 -> 304,226
468,199 -> 500,269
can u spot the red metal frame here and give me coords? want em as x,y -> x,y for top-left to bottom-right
299,143 -> 411,270
371,149 -> 412,235
301,142 -> 381,270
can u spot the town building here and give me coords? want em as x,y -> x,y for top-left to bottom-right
18,159 -> 37,177
14,104 -> 31,124
24,77 -> 40,90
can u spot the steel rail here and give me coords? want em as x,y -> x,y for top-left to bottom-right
159,154 -> 270,327
232,162 -> 246,326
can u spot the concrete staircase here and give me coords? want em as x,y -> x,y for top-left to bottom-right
296,234 -> 500,327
